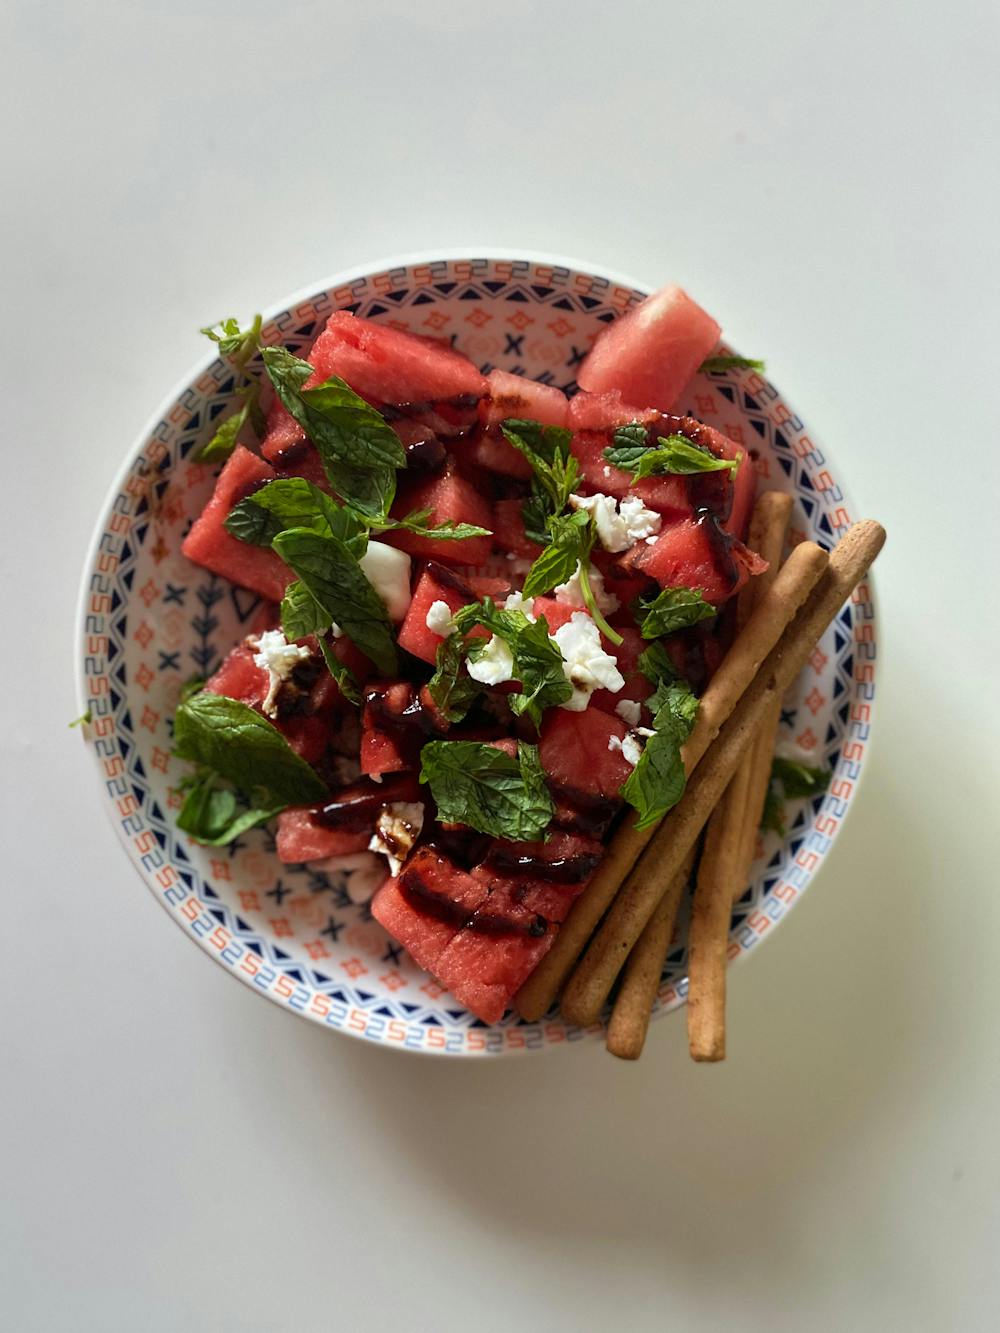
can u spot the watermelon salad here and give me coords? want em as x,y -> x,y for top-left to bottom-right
175,284 -> 769,1024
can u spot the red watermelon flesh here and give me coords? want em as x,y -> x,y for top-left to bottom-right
385,465 -> 494,566
277,772 -> 421,864
590,625 -> 653,717
476,831 -> 603,922
623,513 -> 767,604
182,446 -> 293,603
577,283 -> 721,412
567,391 -> 658,433
205,642 -> 267,710
431,899 -> 556,1024
361,681 -> 420,777
261,312 -> 487,462
370,848 -> 492,977
571,428 -> 691,517
491,500 -> 543,561
397,564 -> 502,665
540,707 -> 632,803
465,370 -> 570,478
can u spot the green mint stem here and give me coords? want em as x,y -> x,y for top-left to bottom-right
578,561 -> 623,646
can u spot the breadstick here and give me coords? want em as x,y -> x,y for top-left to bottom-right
559,520 -> 885,1028
606,495 -> 794,1061
686,777 -> 748,1060
605,845 -> 698,1060
514,533 -> 828,1023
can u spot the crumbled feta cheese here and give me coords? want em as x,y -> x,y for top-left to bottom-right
615,699 -> 642,727
466,634 -> 515,685
503,590 -> 536,619
618,496 -> 662,542
359,541 -> 412,621
309,851 -> 387,903
608,730 -> 644,766
368,801 -> 424,877
553,612 -> 625,711
425,599 -> 456,637
554,562 -> 620,614
331,622 -> 344,638
251,629 -> 312,718
569,492 -> 629,552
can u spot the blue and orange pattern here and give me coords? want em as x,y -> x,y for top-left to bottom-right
77,256 -> 877,1055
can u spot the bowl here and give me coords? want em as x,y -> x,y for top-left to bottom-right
76,250 -> 878,1056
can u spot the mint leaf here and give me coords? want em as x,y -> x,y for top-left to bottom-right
620,678 -> 699,829
636,586 -> 717,638
174,692 -> 326,807
758,755 -> 829,838
262,349 -> 404,518
179,676 -> 206,704
699,355 -> 766,374
426,633 -> 481,724
68,710 -> 92,729
194,385 -> 262,464
273,527 -> 398,675
280,580 -> 331,640
771,757 -> 831,800
387,508 -> 493,541
225,477 -> 368,552
637,642 -> 684,689
604,432 -> 739,479
501,418 -> 579,536
201,314 -> 263,370
176,767 -> 284,846
452,598 -> 572,728
419,739 -> 554,841
317,635 -> 361,706
522,510 -> 591,598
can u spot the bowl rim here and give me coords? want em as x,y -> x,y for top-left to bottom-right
75,247 -> 878,1057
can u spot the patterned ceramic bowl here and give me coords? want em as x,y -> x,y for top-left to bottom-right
76,252 -> 877,1056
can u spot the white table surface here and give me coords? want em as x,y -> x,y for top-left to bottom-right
3,3 -> 999,1329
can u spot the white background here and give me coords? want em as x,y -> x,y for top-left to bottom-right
2,2 -> 998,1330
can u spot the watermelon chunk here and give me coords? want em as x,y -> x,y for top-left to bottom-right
205,641 -> 267,710
361,682 -> 419,777
398,565 -> 476,665
261,312 -> 487,463
431,894 -> 556,1025
277,773 -> 421,864
491,499 -> 543,561
182,446 -> 293,602
465,370 -> 570,477
622,513 -> 767,604
204,639 -> 330,764
476,831 -> 603,923
385,465 -> 494,566
567,391 -> 658,433
371,848 -> 492,977
589,625 -> 652,717
577,284 -> 721,412
540,707 -> 632,804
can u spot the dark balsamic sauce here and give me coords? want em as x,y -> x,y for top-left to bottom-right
398,869 -> 547,938
694,506 -> 741,594
484,850 -> 601,884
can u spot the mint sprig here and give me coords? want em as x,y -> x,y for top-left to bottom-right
262,349 -> 404,519
426,633 -> 481,725
194,314 -> 266,463
452,598 -> 572,729
604,430 -> 739,480
173,691 -> 326,846
273,527 -> 398,676
419,739 -> 554,841
635,586 -> 717,639
620,678 -> 699,830
699,355 -> 766,374
500,418 -> 578,546
760,756 -> 832,834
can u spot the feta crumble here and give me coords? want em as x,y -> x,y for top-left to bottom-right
467,634 -> 515,685
425,599 -> 456,636
615,698 -> 642,728
359,541 -> 412,621
554,562 -> 620,614
553,612 -> 625,711
251,629 -> 312,718
368,801 -> 424,877
568,492 -> 662,552
503,590 -> 536,618
608,731 -> 644,766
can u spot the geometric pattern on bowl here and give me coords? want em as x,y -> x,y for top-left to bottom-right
77,254 -> 877,1055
